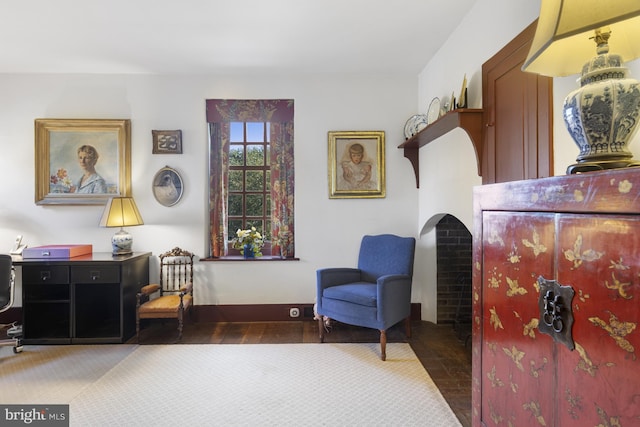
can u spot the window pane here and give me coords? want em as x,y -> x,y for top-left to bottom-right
266,122 -> 270,142
228,170 -> 243,191
246,171 -> 264,191
266,170 -> 271,191
246,194 -> 263,217
246,145 -> 264,166
230,122 -> 244,142
229,219 -> 242,234
246,122 -> 264,142
229,145 -> 244,166
266,194 -> 271,216
228,194 -> 243,216
246,220 -> 264,234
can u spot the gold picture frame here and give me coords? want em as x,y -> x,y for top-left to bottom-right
35,118 -> 131,205
328,130 -> 385,199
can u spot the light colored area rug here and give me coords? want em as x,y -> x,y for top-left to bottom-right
1,343 -> 461,426
0,344 -> 137,404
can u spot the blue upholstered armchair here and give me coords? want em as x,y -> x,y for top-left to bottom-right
316,234 -> 416,360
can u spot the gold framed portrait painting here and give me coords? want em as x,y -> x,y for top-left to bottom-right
35,119 -> 131,205
328,130 -> 385,199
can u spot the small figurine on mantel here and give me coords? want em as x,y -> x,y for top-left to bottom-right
456,74 -> 468,109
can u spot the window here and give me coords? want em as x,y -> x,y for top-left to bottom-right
206,100 -> 294,259
228,121 -> 271,238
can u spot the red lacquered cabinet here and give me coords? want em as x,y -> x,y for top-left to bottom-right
472,169 -> 640,427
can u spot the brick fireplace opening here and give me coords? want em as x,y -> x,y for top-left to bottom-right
435,214 -> 472,344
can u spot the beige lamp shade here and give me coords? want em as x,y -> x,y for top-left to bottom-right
100,197 -> 144,228
522,0 -> 640,76
100,197 -> 143,255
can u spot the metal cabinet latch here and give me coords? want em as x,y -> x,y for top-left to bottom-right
537,276 -> 575,351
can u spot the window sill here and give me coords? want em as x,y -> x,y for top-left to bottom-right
201,256 -> 300,262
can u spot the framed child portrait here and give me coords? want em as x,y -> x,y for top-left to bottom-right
35,118 -> 132,205
328,130 -> 385,199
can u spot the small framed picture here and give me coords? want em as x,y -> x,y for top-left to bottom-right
152,130 -> 183,154
328,130 -> 385,199
152,166 -> 184,207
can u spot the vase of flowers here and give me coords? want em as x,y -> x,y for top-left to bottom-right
231,227 -> 264,258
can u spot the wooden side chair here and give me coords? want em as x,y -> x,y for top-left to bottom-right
136,247 -> 194,342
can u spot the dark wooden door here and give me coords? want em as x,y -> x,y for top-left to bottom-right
482,20 -> 553,184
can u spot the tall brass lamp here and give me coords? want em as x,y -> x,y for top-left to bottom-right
100,197 -> 144,255
522,0 -> 640,174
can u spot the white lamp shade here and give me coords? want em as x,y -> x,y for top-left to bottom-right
99,197 -> 144,228
523,0 -> 640,76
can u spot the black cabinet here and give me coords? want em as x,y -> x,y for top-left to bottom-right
16,252 -> 150,344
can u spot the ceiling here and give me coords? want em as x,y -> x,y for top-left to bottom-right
1,0 -> 478,75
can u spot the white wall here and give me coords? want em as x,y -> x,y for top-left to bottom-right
0,73 -> 419,307
415,0 -> 541,322
415,0 -> 640,322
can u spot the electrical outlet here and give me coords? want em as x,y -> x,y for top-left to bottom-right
289,307 -> 300,318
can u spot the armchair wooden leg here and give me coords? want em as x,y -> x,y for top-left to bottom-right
405,316 -> 412,338
379,330 -> 387,361
318,318 -> 325,343
136,312 -> 141,343
177,309 -> 184,341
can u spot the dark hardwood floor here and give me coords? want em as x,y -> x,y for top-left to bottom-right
134,320 -> 472,427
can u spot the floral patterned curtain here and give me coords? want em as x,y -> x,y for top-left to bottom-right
270,121 -> 295,257
206,99 -> 295,258
208,122 -> 229,257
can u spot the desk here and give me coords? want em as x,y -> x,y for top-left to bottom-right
13,252 -> 150,344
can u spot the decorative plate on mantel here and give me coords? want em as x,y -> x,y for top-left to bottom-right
426,97 -> 441,124
404,114 -> 429,139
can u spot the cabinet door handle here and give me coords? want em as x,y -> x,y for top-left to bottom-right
542,290 -> 565,333
537,276 -> 575,351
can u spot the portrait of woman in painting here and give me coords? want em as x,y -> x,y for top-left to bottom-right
72,145 -> 107,194
48,131 -> 119,195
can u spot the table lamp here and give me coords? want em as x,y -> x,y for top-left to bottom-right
522,0 -> 640,173
99,197 -> 144,255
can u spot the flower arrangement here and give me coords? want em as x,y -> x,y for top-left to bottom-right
231,227 -> 264,257
50,168 -> 74,193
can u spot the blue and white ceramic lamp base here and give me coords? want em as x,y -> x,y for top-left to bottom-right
112,228 -> 133,255
564,43 -> 640,174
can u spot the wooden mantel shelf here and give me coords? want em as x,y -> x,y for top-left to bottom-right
398,108 -> 483,188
